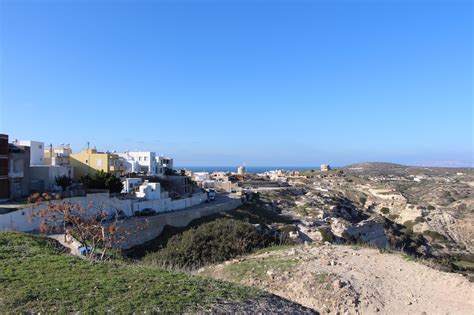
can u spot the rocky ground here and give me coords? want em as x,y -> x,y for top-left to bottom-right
253,163 -> 474,277
199,243 -> 474,314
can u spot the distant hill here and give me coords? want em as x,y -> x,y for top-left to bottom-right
343,162 -> 473,176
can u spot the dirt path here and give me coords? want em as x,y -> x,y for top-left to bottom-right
199,244 -> 474,314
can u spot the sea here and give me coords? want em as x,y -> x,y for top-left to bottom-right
175,166 -> 320,174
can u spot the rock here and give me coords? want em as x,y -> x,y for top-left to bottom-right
266,269 -> 275,279
332,279 -> 343,289
330,260 -> 337,266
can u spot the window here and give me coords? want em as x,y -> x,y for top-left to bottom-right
139,157 -> 141,161
96,159 -> 102,167
11,159 -> 23,173
144,156 -> 147,161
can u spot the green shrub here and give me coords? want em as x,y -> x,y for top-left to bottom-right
278,225 -> 298,233
414,216 -> 424,223
380,207 -> 390,214
319,227 -> 335,243
388,214 -> 400,221
422,230 -> 447,242
81,170 -> 123,193
142,219 -> 273,269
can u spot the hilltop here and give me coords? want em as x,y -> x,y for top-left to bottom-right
343,162 -> 473,176
199,243 -> 474,314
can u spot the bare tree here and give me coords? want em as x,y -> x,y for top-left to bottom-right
30,193 -> 146,261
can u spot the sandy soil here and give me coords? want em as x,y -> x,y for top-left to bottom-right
199,244 -> 474,314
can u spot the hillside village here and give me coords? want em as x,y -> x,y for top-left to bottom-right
1,134 -> 257,247
1,133 -> 473,313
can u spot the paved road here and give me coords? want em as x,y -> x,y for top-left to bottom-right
124,193 -> 242,221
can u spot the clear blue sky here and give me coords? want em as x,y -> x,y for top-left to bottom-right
1,0 -> 472,167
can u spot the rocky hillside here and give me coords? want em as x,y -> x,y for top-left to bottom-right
255,163 -> 474,276
199,243 -> 474,314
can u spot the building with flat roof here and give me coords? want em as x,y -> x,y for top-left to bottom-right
11,140 -> 44,165
8,144 -> 31,199
320,164 -> 331,172
69,148 -> 124,180
0,134 -> 9,200
118,151 -> 158,175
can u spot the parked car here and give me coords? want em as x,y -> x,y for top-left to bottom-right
135,208 -> 156,217
207,189 -> 216,201
110,210 -> 126,220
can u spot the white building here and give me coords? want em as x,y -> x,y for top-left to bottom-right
44,144 -> 72,166
156,156 -> 174,174
193,172 -> 211,182
320,164 -> 331,171
237,166 -> 246,175
12,140 -> 44,165
118,151 -> 158,175
121,178 -> 143,194
136,181 -> 163,200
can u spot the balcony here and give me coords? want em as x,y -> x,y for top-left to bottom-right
8,171 -> 24,178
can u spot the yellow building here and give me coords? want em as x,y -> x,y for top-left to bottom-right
69,148 -> 124,180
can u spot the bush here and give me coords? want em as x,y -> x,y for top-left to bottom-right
422,230 -> 447,242
319,227 -> 335,243
403,220 -> 415,232
55,175 -> 72,191
414,216 -> 424,223
142,219 -> 273,269
81,170 -> 123,193
380,207 -> 390,214
427,205 -> 436,210
388,214 -> 400,221
278,225 -> 298,233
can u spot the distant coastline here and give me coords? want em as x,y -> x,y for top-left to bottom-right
175,166 -> 322,173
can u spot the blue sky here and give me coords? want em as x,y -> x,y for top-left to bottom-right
1,0 -> 472,167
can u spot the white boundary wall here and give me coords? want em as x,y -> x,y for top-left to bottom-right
0,191 -> 208,232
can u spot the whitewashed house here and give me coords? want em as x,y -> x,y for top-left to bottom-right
121,178 -> 143,194
12,140 -> 44,165
136,181 -> 163,200
118,151 -> 158,175
156,156 -> 173,174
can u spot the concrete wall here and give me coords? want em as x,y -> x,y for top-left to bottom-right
117,197 -> 242,249
0,191 -> 209,232
30,165 -> 74,191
